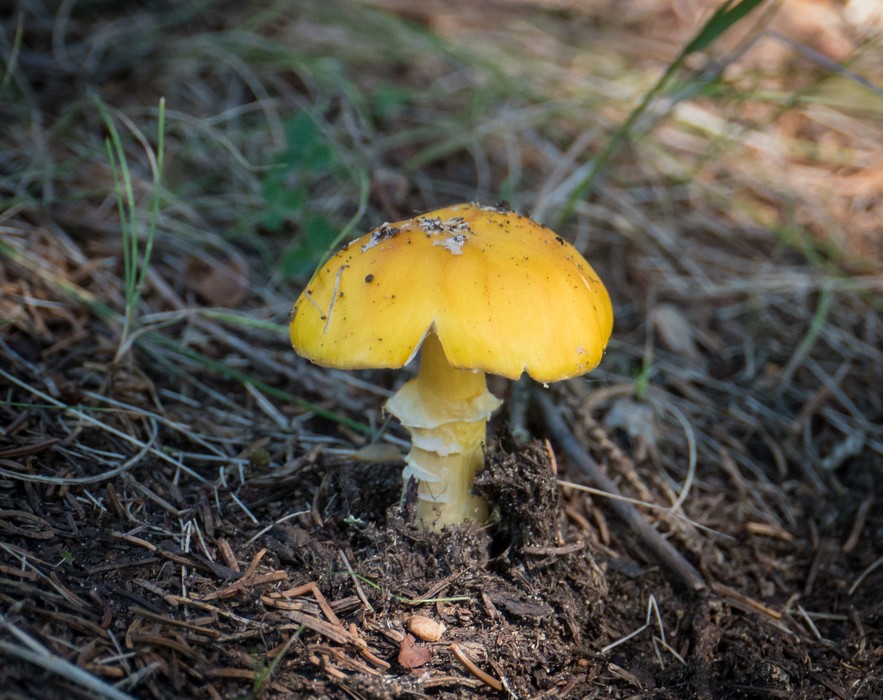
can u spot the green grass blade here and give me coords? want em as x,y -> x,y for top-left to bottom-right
685,0 -> 767,54
135,98 -> 166,296
553,0 -> 769,229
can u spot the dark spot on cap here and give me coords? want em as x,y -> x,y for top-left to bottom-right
556,236 -> 565,245
365,274 -> 374,283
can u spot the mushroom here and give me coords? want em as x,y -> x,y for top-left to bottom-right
290,202 -> 613,530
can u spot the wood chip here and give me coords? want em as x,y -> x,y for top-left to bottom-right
712,582 -> 784,621
521,541 -> 585,556
217,537 -> 240,573
196,570 -> 288,602
486,591 -> 553,618
128,631 -> 197,657
271,608 -> 361,647
204,668 -> 258,680
0,438 -> 59,458
745,522 -> 794,541
311,644 -> 381,677
129,606 -> 221,638
0,510 -> 55,539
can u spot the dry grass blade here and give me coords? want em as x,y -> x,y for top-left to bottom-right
0,615 -> 135,700
0,367 -> 206,482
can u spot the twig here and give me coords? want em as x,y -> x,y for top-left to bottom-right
449,644 -> 503,692
534,390 -> 706,594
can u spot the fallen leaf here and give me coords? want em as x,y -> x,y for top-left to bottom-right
652,303 -> 700,361
398,633 -> 431,669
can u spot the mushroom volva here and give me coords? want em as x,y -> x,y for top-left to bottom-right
291,202 -> 613,530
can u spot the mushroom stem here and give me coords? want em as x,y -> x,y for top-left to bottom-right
386,332 -> 502,530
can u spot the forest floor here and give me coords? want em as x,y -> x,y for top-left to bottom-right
1,1 -> 882,698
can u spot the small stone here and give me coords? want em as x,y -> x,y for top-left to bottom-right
405,615 -> 446,642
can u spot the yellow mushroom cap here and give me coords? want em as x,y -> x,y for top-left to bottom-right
290,202 -> 613,383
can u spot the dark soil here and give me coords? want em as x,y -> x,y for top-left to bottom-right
1,408 -> 881,698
